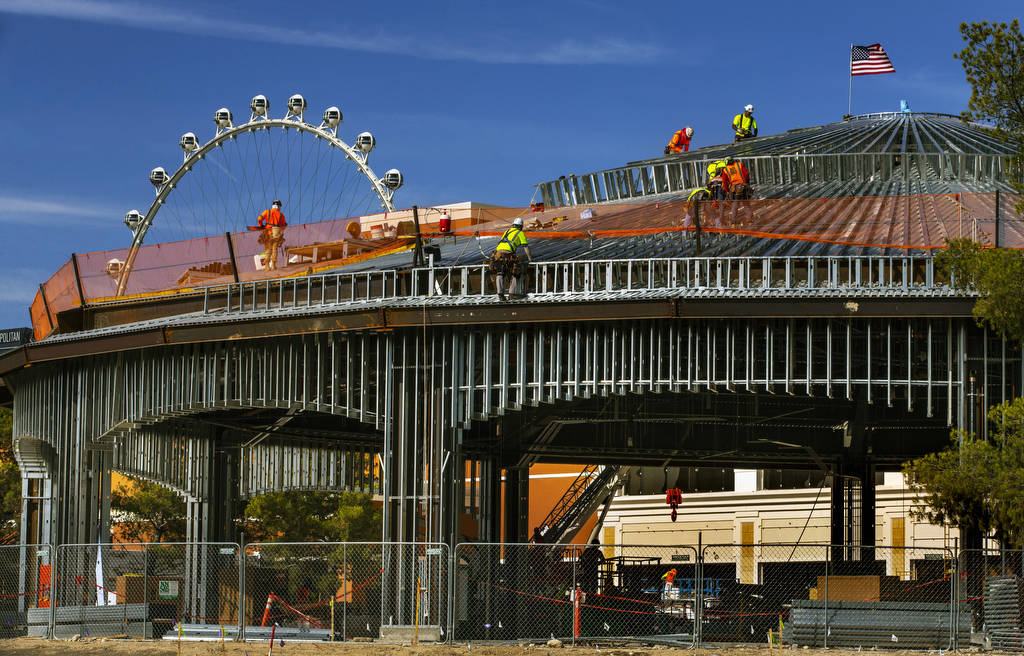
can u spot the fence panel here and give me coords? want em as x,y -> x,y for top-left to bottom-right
960,547 -> 1024,651
52,542 -> 239,640
245,541 -> 447,642
453,542 -> 698,646
0,544 -> 50,638
702,543 -> 959,650
701,543 -> 828,646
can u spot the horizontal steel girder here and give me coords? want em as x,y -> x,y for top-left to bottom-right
9,315 -> 1017,498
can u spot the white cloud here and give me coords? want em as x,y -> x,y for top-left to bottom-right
0,0 -> 667,64
0,193 -> 118,224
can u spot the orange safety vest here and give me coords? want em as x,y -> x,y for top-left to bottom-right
724,163 -> 747,187
668,130 -> 690,153
259,207 -> 287,228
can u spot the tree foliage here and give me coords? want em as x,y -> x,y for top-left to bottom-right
955,19 -> 1024,210
241,491 -> 381,542
0,409 -> 20,536
110,478 -> 187,543
936,238 -> 1024,341
904,398 -> 1024,548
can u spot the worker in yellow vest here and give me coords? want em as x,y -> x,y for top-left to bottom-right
492,217 -> 533,301
707,159 -> 728,200
732,104 -> 758,143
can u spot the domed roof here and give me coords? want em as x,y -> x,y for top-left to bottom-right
688,112 -> 1012,158
540,111 -> 1017,208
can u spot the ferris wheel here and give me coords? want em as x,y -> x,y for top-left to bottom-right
115,93 -> 404,295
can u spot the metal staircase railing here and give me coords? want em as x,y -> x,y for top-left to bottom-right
533,465 -> 630,545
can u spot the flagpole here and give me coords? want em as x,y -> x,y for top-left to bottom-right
848,44 -> 853,116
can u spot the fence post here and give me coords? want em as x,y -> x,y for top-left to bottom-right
238,534 -> 245,642
695,543 -> 703,649
342,542 -> 347,642
950,546 -> 958,652
823,547 -> 829,648
142,544 -> 148,638
48,545 -> 57,639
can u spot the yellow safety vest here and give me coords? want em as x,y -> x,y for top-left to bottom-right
707,160 -> 727,177
733,113 -> 757,136
495,227 -> 527,253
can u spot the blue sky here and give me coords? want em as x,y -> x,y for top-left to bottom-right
0,0 -> 1018,328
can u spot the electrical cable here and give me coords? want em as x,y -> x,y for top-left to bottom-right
786,475 -> 828,563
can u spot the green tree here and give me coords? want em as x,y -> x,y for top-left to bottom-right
936,238 -> 1024,341
955,19 -> 1024,210
110,479 -> 187,542
0,409 -> 21,538
904,398 -> 1024,548
241,491 -> 381,542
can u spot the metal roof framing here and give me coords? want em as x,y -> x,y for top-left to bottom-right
537,113 -> 1016,208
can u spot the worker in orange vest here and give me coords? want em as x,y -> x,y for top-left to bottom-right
662,568 -> 678,598
722,158 -> 751,200
664,127 -> 694,155
257,200 -> 287,270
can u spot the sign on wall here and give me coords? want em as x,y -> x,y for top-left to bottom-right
0,328 -> 31,352
158,580 -> 179,600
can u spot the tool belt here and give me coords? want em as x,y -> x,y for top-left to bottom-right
489,251 -> 522,276
730,183 -> 751,200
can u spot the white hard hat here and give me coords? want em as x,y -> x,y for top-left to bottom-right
685,126 -> 694,137
513,217 -> 524,227
744,104 -> 754,112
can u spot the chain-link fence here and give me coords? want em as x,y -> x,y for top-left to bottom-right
0,539 -> 1009,647
702,543 -> 958,650
244,542 -> 448,642
0,544 -> 50,638
959,548 -> 1024,651
50,543 -> 239,640
453,542 -> 698,646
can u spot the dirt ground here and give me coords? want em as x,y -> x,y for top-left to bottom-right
0,640 -> 997,656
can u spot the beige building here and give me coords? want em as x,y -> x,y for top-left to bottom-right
599,470 -> 954,584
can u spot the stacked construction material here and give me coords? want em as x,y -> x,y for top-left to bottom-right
985,575 -> 1024,651
785,599 -> 969,649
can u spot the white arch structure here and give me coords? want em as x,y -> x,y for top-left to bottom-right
115,98 -> 402,296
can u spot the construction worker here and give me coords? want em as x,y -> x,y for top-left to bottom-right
664,126 -> 694,155
722,157 -> 752,200
732,104 -> 758,142
706,159 -> 728,200
687,186 -> 712,203
257,199 -> 287,271
662,568 -> 678,598
493,217 -> 532,301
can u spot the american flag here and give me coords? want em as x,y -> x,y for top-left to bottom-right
850,44 -> 895,76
